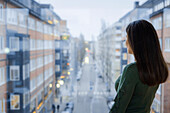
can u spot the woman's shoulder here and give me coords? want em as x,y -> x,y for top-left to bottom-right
124,62 -> 137,72
123,62 -> 138,80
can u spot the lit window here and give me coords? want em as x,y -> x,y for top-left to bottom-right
10,95 -> 20,110
9,37 -> 19,51
10,66 -> 20,81
123,53 -> 127,60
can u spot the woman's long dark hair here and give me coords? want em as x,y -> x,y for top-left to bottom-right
126,20 -> 168,86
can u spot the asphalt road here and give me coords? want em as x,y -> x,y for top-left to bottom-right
73,54 -> 109,113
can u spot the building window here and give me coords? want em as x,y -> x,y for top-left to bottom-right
0,67 -> 5,85
7,9 -> 17,25
153,2 -> 164,12
55,53 -> 60,60
0,36 -> 4,53
19,13 -> 26,27
30,39 -> 36,51
9,37 -> 19,51
55,41 -> 60,49
10,66 -> 20,81
36,21 -> 43,32
56,65 -> 60,72
122,53 -> 127,60
10,95 -> 20,110
0,4 -> 3,21
165,38 -> 170,52
152,17 -> 162,30
30,59 -> 36,71
23,92 -> 30,108
165,0 -> 170,7
165,12 -> 170,28
28,17 -> 35,30
30,78 -> 37,92
23,38 -> 29,51
23,64 -> 29,80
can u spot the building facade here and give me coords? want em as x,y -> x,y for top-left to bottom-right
0,0 -> 68,113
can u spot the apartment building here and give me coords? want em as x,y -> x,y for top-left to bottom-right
0,0 -> 66,113
96,22 -> 122,96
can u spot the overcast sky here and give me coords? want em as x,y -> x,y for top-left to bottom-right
38,0 -> 147,40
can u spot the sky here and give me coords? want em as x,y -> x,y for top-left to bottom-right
38,0 -> 147,40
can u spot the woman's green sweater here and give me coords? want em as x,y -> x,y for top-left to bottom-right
109,62 -> 159,113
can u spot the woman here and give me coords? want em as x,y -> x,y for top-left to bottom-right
109,20 -> 168,113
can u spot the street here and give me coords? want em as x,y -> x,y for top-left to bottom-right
73,54 -> 109,113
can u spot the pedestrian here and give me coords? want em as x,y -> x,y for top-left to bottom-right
109,20 -> 168,113
60,97 -> 62,104
52,104 -> 56,113
57,105 -> 60,113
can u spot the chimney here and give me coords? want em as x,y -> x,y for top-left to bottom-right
134,1 -> 140,8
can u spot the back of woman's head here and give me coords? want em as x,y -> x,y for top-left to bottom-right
126,20 -> 168,86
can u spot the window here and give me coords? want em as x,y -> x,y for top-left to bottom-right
30,59 -> 36,71
0,98 -> 6,113
7,9 -> 17,25
10,66 -> 20,81
10,95 -> 20,110
23,38 -> 29,51
55,53 -> 60,60
36,21 -> 43,32
165,0 -> 170,7
0,4 -> 3,21
28,17 -> 35,30
30,99 -> 36,112
122,53 -> 127,60
152,17 -> 162,30
37,57 -> 43,68
30,78 -> 37,92
30,39 -> 36,50
56,65 -> 60,72
165,13 -> 170,28
0,36 -> 4,53
19,13 -> 26,27
153,2 -> 164,12
0,67 -> 5,85
165,38 -> 170,51
9,37 -> 19,51
23,64 -> 29,80
23,92 -> 30,108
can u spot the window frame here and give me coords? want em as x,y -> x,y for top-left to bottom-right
10,66 -> 20,81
